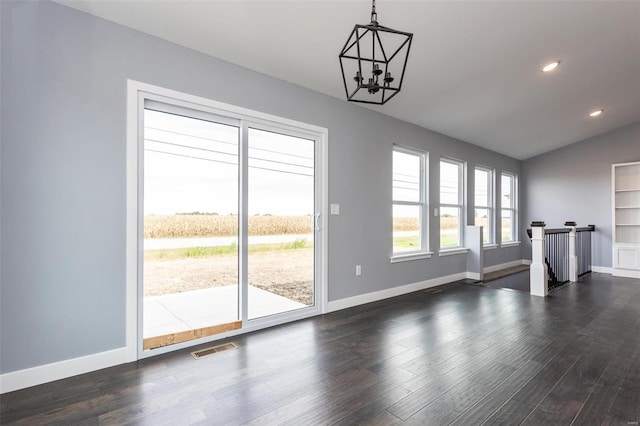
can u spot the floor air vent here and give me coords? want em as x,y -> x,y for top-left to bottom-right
424,288 -> 442,294
191,342 -> 237,359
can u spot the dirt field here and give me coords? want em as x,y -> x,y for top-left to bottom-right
144,248 -> 314,305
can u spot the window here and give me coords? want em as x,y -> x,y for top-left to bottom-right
501,172 -> 517,242
392,146 -> 427,256
474,166 -> 494,244
440,158 -> 464,249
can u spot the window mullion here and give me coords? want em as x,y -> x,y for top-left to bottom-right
239,122 -> 249,324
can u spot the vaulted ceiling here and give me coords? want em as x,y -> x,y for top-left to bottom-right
55,0 -> 640,160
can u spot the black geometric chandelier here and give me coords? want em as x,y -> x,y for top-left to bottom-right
339,0 -> 413,105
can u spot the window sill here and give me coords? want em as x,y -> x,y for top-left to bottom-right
483,244 -> 498,251
438,247 -> 469,256
390,252 -> 433,263
501,241 -> 521,248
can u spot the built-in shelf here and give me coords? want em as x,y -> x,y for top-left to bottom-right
613,161 -> 640,278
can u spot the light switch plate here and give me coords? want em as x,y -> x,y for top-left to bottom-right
330,204 -> 340,215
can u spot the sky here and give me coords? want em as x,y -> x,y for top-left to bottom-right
144,109 -> 315,216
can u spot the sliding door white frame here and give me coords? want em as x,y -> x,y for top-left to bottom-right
126,80 -> 328,361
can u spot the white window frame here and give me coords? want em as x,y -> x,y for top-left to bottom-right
474,166 -> 495,245
439,157 -> 465,251
501,171 -> 518,244
391,145 -> 430,262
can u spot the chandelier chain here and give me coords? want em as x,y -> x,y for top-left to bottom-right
370,0 -> 378,24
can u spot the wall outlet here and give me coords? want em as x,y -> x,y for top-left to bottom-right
356,265 -> 362,276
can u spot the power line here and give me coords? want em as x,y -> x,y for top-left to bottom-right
145,148 -> 314,178
146,126 -> 314,161
393,172 -> 419,179
393,178 -> 419,185
146,138 -> 313,170
145,148 -> 237,167
146,138 -> 237,159
393,186 -> 419,192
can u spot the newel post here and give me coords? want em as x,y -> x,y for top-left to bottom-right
565,221 -> 578,282
530,221 -> 548,297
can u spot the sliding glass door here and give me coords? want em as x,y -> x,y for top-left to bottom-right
139,98 -> 323,353
247,128 -> 316,319
142,108 -> 241,350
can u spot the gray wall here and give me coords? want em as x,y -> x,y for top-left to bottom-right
521,121 -> 640,267
1,1 -> 522,374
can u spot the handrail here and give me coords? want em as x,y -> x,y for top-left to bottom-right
528,222 -> 595,295
527,225 -> 595,238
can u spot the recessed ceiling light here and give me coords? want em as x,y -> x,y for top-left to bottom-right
589,109 -> 604,117
542,61 -> 560,72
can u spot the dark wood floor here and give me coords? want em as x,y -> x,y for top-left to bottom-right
2,272 -> 640,425
481,270 -> 531,293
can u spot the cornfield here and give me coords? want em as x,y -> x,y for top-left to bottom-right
395,216 -> 459,231
144,215 -> 314,239
395,217 -> 512,230
145,214 -> 503,239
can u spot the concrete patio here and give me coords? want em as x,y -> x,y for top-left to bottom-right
144,285 -> 307,338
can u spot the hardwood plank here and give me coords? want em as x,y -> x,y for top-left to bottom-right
386,365 -> 476,420
572,336 -> 640,425
522,393 -> 584,425
469,339 -> 582,424
605,348 -> 640,424
521,350 -> 612,424
329,385 -> 410,426
450,360 -> 546,425
405,361 -> 517,424
247,367 -> 406,425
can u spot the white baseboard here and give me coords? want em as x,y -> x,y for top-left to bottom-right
484,259 -> 530,274
0,348 -> 127,394
592,266 -> 613,274
327,272 -> 467,313
612,268 -> 640,279
466,272 -> 482,281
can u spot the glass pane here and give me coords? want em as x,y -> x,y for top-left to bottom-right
393,150 -> 421,202
248,128 -> 314,320
501,174 -> 513,207
475,168 -> 489,207
475,208 -> 490,244
501,209 -> 513,242
393,204 -> 421,253
440,206 -> 460,248
143,109 -> 239,340
440,160 -> 460,205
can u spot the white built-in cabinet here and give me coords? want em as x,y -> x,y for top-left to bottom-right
612,161 -> 640,278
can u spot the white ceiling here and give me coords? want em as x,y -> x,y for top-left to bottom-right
55,0 -> 640,160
